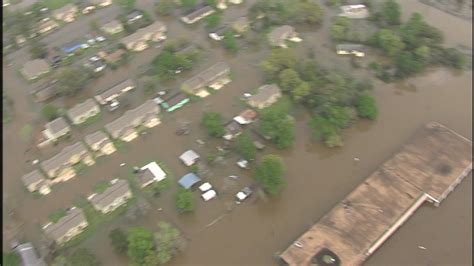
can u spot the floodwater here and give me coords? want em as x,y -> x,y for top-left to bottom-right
2,0 -> 472,265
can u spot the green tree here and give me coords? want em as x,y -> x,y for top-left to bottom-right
127,227 -> 154,266
382,0 -> 401,25
3,252 -> 20,266
28,39 -> 48,59
309,115 -> 343,148
205,0 -> 217,8
326,105 -> 353,129
155,0 -> 175,16
330,17 -> 349,41
356,94 -> 378,120
236,133 -> 257,160
69,248 -> 100,266
201,112 -> 225,137
181,0 -> 197,10
400,13 -> 443,49
55,67 -> 90,96
223,31 -> 238,53
175,188 -> 195,212
42,104 -> 59,121
109,228 -> 128,254
254,154 -> 286,196
259,101 -> 295,149
204,14 -> 220,29
394,51 -> 424,77
278,68 -> 302,92
292,81 -> 310,103
260,49 -> 298,81
153,221 -> 182,263
377,29 -> 405,57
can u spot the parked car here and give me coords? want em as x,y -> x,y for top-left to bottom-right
107,100 -> 120,112
96,36 -> 106,42
235,187 -> 253,202
201,189 -> 217,201
237,159 -> 249,169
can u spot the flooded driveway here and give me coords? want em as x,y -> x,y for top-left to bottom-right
3,0 -> 471,265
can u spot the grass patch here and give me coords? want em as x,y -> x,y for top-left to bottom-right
43,0 -> 72,10
94,180 -> 112,194
49,208 -> 67,223
206,87 -> 217,95
72,162 -> 88,175
77,112 -> 102,128
112,139 -> 127,152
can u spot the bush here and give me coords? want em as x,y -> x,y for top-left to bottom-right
254,155 -> 286,196
223,31 -> 238,53
109,228 -> 128,254
356,94 -> 378,120
175,188 -> 194,213
236,133 -> 257,160
127,227 -> 154,266
204,14 -> 220,29
42,104 -> 59,121
201,112 -> 225,137
69,248 -> 100,266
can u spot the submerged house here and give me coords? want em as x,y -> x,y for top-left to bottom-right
138,161 -> 167,188
209,26 -> 228,41
247,84 -> 282,109
105,100 -> 160,142
95,79 -> 135,105
84,130 -> 116,156
43,117 -> 71,142
339,4 -> 369,19
67,98 -> 101,125
336,44 -> 366,57
101,19 -> 124,35
178,173 -> 201,189
88,179 -> 132,213
52,4 -> 78,23
161,92 -> 190,112
233,109 -> 258,125
181,5 -> 215,24
21,170 -> 51,195
120,21 -> 167,52
43,207 -> 88,245
223,120 -> 243,140
21,59 -> 50,80
36,18 -> 59,35
179,150 -> 200,166
268,25 -> 301,48
181,62 -> 231,98
40,142 -> 95,183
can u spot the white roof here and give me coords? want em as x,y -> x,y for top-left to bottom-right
201,190 -> 217,201
141,161 -> 167,182
179,150 -> 200,166
236,192 -> 247,201
199,182 -> 212,192
233,116 -> 249,125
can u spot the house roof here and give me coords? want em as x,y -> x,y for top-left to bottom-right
179,150 -> 200,166
101,49 -> 126,63
138,161 -> 167,186
34,85 -> 57,102
45,117 -> 70,135
182,62 -> 230,93
120,20 -> 166,45
43,207 -> 87,241
40,142 -> 90,174
37,18 -> 58,31
269,25 -> 295,45
164,92 -> 190,107
101,19 -> 122,30
126,10 -> 143,20
248,84 -> 281,104
22,59 -> 50,79
105,100 -> 159,138
336,44 -> 365,51
210,26 -> 228,36
233,16 -> 249,28
239,109 -> 257,121
89,179 -> 131,209
225,120 -> 243,135
67,98 -> 99,121
84,130 -> 110,149
280,122 -> 472,265
183,5 -> 215,21
14,242 -> 47,266
52,3 -> 77,16
21,170 -> 46,188
178,173 -> 201,189
97,79 -> 135,102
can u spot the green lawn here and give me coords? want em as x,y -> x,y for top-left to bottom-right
43,0 -> 71,10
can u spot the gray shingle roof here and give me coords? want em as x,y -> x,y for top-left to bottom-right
96,79 -> 135,103
40,142 -> 90,174
269,25 -> 295,46
182,62 -> 230,93
105,100 -> 159,138
45,117 -> 70,135
43,207 -> 87,242
248,84 -> 281,104
21,59 -> 50,79
183,5 -> 215,22
14,242 -> 47,266
89,179 -> 131,209
120,20 -> 166,45
67,98 -> 99,121
84,130 -> 111,150
21,170 -> 46,188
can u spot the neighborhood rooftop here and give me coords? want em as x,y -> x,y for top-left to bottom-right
280,122 -> 472,266
84,130 -> 110,147
22,59 -> 50,78
96,79 -> 135,103
21,170 -> 46,188
105,100 -> 159,138
14,243 -> 47,266
182,62 -> 230,93
248,84 -> 281,103
183,5 -> 215,22
43,207 -> 87,241
120,20 -> 166,44
67,98 -> 99,120
89,179 -> 131,209
45,117 -> 69,135
40,142 -> 90,173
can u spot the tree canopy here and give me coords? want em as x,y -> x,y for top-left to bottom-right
55,67 -> 91,96
155,0 -> 176,16
175,188 -> 195,213
29,39 -> 48,59
69,248 -> 100,266
205,14 -> 220,29
236,132 -> 257,160
259,100 -> 295,149
382,0 -> 401,25
254,155 -> 286,196
356,94 -> 378,120
127,227 -> 154,266
109,228 -> 128,254
249,0 -> 323,27
223,31 -> 238,53
42,104 -> 59,121
202,112 -> 225,137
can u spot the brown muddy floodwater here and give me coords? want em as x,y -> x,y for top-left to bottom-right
3,0 -> 472,265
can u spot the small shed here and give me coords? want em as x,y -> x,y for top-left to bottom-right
178,173 -> 201,189
179,150 -> 200,166
201,190 -> 217,201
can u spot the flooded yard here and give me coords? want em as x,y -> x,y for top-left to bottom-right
3,0 -> 472,265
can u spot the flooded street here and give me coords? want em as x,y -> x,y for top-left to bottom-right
3,0 -> 471,265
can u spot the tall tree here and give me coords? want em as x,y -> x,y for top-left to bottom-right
29,39 -> 48,59
254,155 -> 286,196
356,94 -> 378,120
236,132 -> 257,160
377,29 -> 405,57
109,228 -> 128,254
382,0 -> 401,25
175,188 -> 195,213
127,227 -> 154,266
259,100 -> 295,149
55,67 -> 90,96
201,112 -> 225,137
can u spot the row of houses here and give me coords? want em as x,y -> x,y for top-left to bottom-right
120,20 -> 167,52
51,0 -> 112,23
181,62 -> 232,98
43,177 -> 133,245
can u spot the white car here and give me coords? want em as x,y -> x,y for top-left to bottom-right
199,182 -> 212,192
96,36 -> 106,42
201,190 -> 217,201
153,97 -> 164,105
236,187 -> 252,202
81,43 -> 90,49
107,100 -> 119,112
237,159 -> 249,169
89,56 -> 100,62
